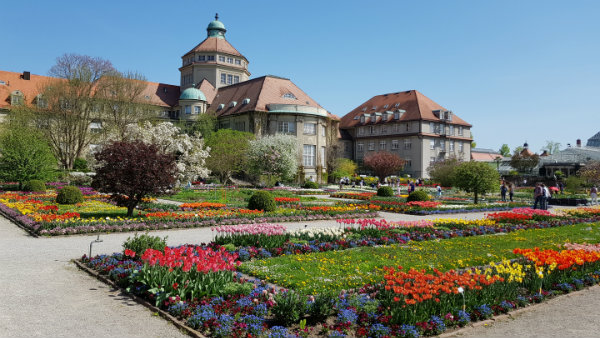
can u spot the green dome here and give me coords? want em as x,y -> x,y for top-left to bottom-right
207,14 -> 226,38
180,87 -> 206,101
207,20 -> 225,30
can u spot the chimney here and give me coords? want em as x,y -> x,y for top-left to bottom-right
23,71 -> 30,80
577,139 -> 581,147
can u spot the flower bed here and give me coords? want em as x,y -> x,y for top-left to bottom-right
0,191 -> 379,236
330,191 -> 376,200
81,216 -> 600,337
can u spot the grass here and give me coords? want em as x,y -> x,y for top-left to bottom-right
239,222 -> 600,295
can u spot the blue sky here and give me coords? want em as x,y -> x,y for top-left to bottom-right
4,0 -> 599,153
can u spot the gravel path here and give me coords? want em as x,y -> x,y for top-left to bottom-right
0,205 -> 597,337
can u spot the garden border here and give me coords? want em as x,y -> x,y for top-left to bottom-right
438,283 -> 600,337
0,204 -> 39,238
73,259 -> 207,338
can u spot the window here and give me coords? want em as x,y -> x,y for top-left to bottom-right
36,95 -> 47,108
321,125 -> 326,137
369,126 -> 376,135
283,93 -> 297,99
219,56 -> 226,62
383,104 -> 389,109
430,157 -> 436,165
394,112 -> 400,120
379,141 -> 386,150
358,127 -> 364,136
372,106 -> 377,110
220,74 -> 226,84
277,121 -> 295,134
459,142 -> 464,152
207,55 -> 215,61
430,140 -> 435,150
381,125 -> 387,133
321,147 -> 326,167
449,140 -> 455,151
198,55 -> 205,61
368,142 -> 375,151
360,116 -> 365,123
361,107 -> 367,112
194,106 -> 201,114
394,103 -> 400,108
440,140 -> 445,150
357,143 -> 364,152
406,123 -> 410,131
404,139 -> 412,150
405,158 -> 412,167
185,105 -> 191,114
449,125 -> 454,135
303,145 -> 316,167
304,123 -> 316,135
227,57 -> 233,63
227,74 -> 233,85
392,140 -> 399,149
235,59 -> 241,65
458,126 -> 463,136
234,76 -> 240,84
11,91 -> 24,106
234,121 -> 245,131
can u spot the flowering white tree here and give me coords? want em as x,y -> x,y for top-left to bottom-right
248,134 -> 298,185
121,121 -> 210,183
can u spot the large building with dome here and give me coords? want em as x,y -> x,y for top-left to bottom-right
0,14 -> 340,182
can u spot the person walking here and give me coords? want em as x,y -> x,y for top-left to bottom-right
591,186 -> 598,205
436,185 -> 442,198
533,183 -> 543,209
508,183 -> 514,202
542,183 -> 551,210
500,183 -> 507,202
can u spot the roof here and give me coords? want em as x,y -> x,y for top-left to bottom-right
198,79 -> 216,103
471,148 -> 502,162
540,146 -> 600,164
587,131 -> 600,147
339,90 -> 471,129
183,37 -> 245,59
0,70 -> 179,109
208,75 -> 339,120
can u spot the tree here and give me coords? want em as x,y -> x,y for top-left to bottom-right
510,152 -> 540,173
331,158 -> 358,182
120,121 -> 210,184
95,71 -> 158,139
248,134 -> 298,186
34,53 -> 116,169
452,161 -> 499,204
541,140 -> 561,155
499,144 -> 511,157
0,126 -> 57,189
205,129 -> 255,183
363,151 -> 405,183
427,157 -> 461,187
578,161 -> 600,186
178,113 -> 218,139
92,140 -> 177,217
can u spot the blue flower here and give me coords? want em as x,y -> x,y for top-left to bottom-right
268,326 -> 288,338
457,310 -> 471,325
398,324 -> 420,338
369,323 -> 390,338
336,308 -> 358,324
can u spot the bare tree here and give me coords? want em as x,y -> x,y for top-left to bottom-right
34,54 -> 154,169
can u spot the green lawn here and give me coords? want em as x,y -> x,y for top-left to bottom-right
239,222 -> 600,294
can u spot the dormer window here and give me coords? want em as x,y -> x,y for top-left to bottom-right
217,103 -> 224,110
360,115 -> 365,123
383,104 -> 389,109
394,103 -> 400,108
372,106 -> 377,110
10,90 -> 24,106
242,98 -> 250,105
229,101 -> 237,108
36,94 -> 47,108
394,112 -> 400,120
361,107 -> 367,112
283,93 -> 297,100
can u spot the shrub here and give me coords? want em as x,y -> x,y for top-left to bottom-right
23,180 -> 46,192
73,158 -> 88,171
248,191 -> 276,212
406,190 -> 430,202
377,186 -> 394,197
56,186 -> 83,204
303,181 -> 319,189
271,291 -> 305,326
122,233 -> 168,255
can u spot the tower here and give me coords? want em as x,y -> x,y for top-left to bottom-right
179,14 -> 250,90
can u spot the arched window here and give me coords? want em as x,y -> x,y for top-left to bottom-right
11,90 -> 24,106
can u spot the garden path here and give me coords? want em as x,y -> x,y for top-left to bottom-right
0,206 -> 595,338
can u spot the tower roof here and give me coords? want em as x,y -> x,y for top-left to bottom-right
207,13 -> 227,38
179,86 -> 206,101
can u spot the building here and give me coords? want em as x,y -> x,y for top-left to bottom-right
0,15 -> 339,182
538,139 -> 600,177
339,90 -> 472,178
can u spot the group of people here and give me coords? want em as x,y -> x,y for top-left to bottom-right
533,182 -> 551,210
499,182 -> 515,202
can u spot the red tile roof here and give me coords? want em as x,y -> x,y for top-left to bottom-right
0,70 -> 179,109
208,75 -> 339,120
471,152 -> 502,161
198,79 -> 216,103
184,37 -> 246,59
339,90 -> 471,129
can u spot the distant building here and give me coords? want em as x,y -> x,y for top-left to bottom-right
587,132 -> 600,148
339,90 -> 472,178
539,139 -> 600,177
